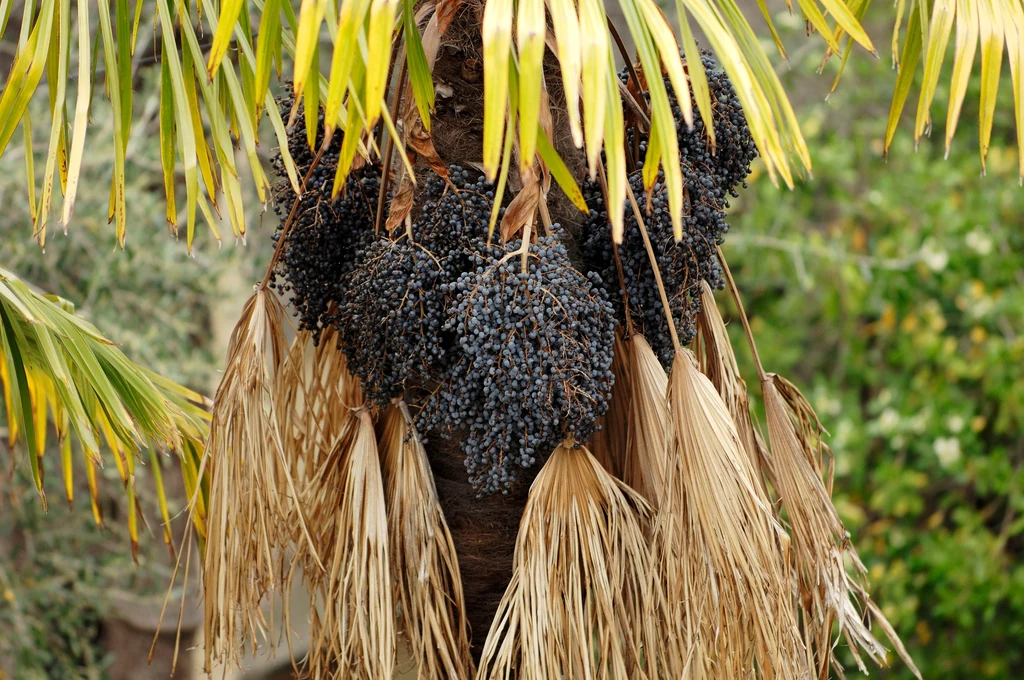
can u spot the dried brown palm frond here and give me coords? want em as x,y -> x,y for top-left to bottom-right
380,401 -> 474,680
477,439 -> 670,680
714,246 -> 920,679
201,288 -> 320,670
762,375 -> 921,680
621,333 -> 669,508
655,349 -> 808,680
275,326 -> 362,489
306,408 -> 396,680
588,330 -> 631,478
696,281 -> 774,498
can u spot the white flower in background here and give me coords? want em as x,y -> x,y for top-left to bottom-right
920,239 -> 950,272
877,408 -> 900,434
947,414 -> 966,434
969,296 -> 994,320
965,228 -> 994,255
833,418 -> 854,452
909,411 -> 930,434
934,437 -> 962,468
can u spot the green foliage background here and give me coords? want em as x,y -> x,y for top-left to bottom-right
0,90 -> 269,677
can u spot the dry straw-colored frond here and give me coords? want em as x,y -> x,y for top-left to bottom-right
306,408 -> 396,680
622,334 -> 669,508
655,349 -> 808,680
696,281 -> 774,495
477,439 -> 669,680
201,288 -> 319,670
381,401 -> 474,680
275,327 -> 363,488
588,331 -> 631,478
762,374 -> 922,680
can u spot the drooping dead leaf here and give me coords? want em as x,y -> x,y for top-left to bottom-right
654,349 -> 808,680
306,409 -> 396,680
622,333 -> 669,508
499,179 -> 540,243
200,288 -> 320,671
380,401 -> 474,680
405,116 -> 449,180
588,331 -> 631,478
385,177 -> 416,234
696,281 -> 774,496
435,0 -> 463,35
477,439 -> 671,680
762,374 -> 922,680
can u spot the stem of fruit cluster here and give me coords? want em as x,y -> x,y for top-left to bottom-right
716,245 -> 766,380
520,215 -> 533,273
260,144 -> 328,289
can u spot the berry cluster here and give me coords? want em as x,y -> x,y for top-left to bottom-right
331,165 -> 498,404
413,165 -> 497,249
421,235 -> 617,494
334,235 -> 455,404
268,103 -> 380,344
628,50 -> 758,200
582,170 -> 724,365
582,51 -> 754,365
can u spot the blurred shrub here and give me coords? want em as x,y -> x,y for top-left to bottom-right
726,32 -> 1024,680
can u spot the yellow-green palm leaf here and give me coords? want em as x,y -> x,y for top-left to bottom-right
0,266 -> 210,555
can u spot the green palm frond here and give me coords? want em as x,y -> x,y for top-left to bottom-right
0,266 -> 210,556
883,0 -> 1024,178
0,0 -> 1021,250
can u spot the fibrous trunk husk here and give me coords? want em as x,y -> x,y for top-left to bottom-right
201,288 -> 320,670
476,439 -> 670,680
655,349 -> 808,680
762,374 -> 921,680
380,401 -> 474,679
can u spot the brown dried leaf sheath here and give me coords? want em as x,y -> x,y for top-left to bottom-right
696,281 -> 774,497
307,409 -> 396,679
623,333 -> 669,508
381,401 -> 474,680
477,440 -> 668,680
655,350 -> 808,680
588,331 -> 631,478
762,375 -> 922,680
201,288 -> 320,670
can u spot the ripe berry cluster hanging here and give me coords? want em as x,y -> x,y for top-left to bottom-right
269,53 -> 756,494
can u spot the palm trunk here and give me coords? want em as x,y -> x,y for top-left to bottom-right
425,435 -> 537,660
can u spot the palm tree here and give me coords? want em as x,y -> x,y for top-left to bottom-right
0,0 -> 1014,676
